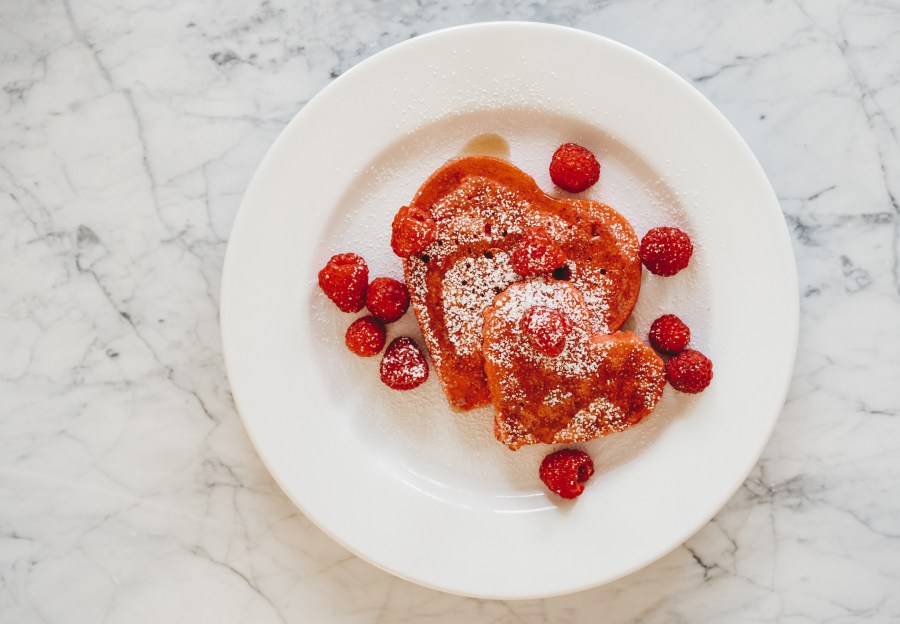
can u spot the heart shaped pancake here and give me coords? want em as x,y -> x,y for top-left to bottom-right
401,156 -> 642,411
482,278 -> 665,450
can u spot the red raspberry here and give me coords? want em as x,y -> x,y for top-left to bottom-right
391,204 -> 436,258
366,277 -> 410,323
345,316 -> 386,357
539,449 -> 595,499
317,253 -> 368,313
511,227 -> 566,277
639,227 -> 693,276
549,143 -> 601,193
649,314 -> 691,355
666,349 -> 713,393
380,337 -> 429,390
520,306 -> 572,357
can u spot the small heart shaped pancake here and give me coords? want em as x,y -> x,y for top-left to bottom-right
482,278 -> 665,450
402,156 -> 641,411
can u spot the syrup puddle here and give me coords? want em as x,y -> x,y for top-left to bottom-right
459,133 -> 510,160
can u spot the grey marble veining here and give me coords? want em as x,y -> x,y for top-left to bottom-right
1,0 -> 899,622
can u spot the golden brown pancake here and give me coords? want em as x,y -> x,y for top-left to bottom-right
482,278 -> 665,450
401,156 -> 642,411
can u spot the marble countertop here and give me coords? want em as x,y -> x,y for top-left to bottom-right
2,0 -> 898,622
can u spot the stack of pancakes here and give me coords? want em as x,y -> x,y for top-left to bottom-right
399,156 -> 665,450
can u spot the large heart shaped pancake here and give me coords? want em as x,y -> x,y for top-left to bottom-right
400,156 -> 642,411
482,278 -> 665,450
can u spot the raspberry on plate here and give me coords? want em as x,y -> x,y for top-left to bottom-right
520,306 -> 572,357
639,227 -> 693,276
549,143 -> 601,193
511,226 -> 566,277
380,337 -> 429,390
649,314 -> 691,355
366,277 -> 410,323
391,204 -> 436,258
317,253 -> 368,313
666,349 -> 713,393
539,448 -> 595,499
345,316 -> 386,357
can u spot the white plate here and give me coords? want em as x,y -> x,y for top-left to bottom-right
220,23 -> 798,599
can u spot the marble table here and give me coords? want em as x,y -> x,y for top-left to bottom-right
1,1 -> 898,622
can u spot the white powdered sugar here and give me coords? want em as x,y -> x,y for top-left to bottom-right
442,252 -> 518,356
485,277 -> 601,378
544,387 -> 573,406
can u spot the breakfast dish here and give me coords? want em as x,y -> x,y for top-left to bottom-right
221,22 -> 798,599
314,130 -> 721,523
318,145 -> 706,466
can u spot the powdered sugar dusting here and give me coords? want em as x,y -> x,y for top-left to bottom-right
430,177 -> 532,237
442,253 -> 518,356
484,277 -> 601,378
545,387 -> 573,406
566,260 -> 611,334
495,416 -> 537,448
553,407 -> 603,444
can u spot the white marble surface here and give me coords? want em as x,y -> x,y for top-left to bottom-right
1,0 -> 898,622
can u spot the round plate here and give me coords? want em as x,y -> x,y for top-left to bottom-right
221,23 -> 798,599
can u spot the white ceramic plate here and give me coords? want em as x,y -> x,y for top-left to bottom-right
221,23 -> 798,599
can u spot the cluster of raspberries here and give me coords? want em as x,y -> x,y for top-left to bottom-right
317,254 -> 429,390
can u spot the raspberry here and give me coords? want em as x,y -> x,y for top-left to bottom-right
666,349 -> 713,393
366,277 -> 410,323
549,143 -> 601,193
380,337 -> 429,390
639,227 -> 693,276
511,227 -> 566,277
317,253 -> 368,313
539,449 -> 595,499
391,204 -> 436,258
345,316 -> 386,357
649,314 -> 691,355
520,306 -> 572,357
